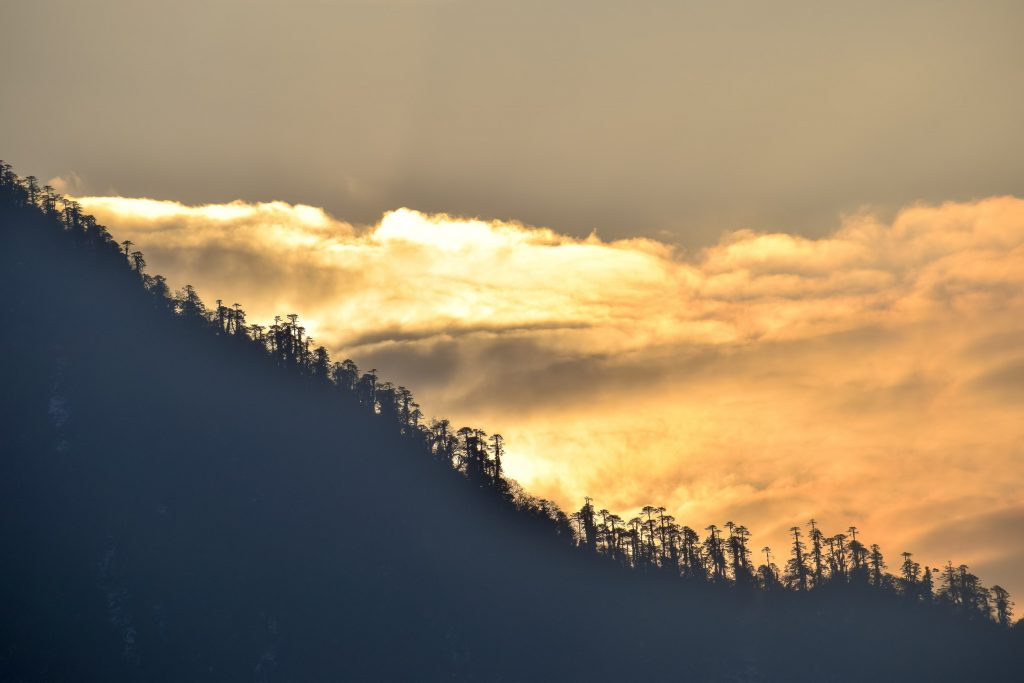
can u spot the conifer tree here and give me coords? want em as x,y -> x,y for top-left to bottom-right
786,526 -> 809,591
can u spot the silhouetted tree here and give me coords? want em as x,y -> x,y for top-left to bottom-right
920,566 -> 934,602
311,346 -> 331,382
24,175 -> 39,205
808,519 -> 825,586
786,526 -> 809,591
680,526 -> 704,580
900,552 -> 922,599
704,524 -> 727,581
828,533 -> 848,580
176,284 -> 206,319
992,586 -> 1014,627
333,359 -> 360,393
129,250 -> 145,275
869,544 -> 887,588
146,274 -> 171,302
575,498 -> 598,549
759,546 -> 782,590
489,433 -> 504,487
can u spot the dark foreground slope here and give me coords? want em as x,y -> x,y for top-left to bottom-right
1,194 -> 1022,682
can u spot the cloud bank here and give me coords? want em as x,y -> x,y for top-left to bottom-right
77,194 -> 1024,598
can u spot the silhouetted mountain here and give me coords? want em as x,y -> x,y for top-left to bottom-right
1,163 -> 1021,681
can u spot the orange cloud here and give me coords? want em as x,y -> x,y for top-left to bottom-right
76,194 -> 1024,599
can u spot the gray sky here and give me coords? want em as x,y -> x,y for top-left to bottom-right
3,0 -> 1024,245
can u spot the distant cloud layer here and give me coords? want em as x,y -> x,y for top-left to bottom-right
78,194 -> 1024,597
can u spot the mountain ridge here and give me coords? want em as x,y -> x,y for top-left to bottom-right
1,162 -> 1020,681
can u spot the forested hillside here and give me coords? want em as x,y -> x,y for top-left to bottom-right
1,162 -> 1021,681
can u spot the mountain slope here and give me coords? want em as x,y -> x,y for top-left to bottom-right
1,179 -> 1021,682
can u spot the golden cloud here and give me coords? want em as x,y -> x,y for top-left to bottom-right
77,194 -> 1024,598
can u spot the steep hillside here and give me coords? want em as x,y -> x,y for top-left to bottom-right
1,169 -> 1021,682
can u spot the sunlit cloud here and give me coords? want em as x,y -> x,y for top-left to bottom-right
76,193 -> 1024,598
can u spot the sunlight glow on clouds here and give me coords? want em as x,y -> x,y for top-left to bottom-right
77,193 -> 1024,597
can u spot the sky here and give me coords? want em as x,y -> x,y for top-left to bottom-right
3,1 -> 1024,597
3,1 -> 1024,244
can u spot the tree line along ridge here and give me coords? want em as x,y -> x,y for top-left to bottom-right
0,159 -> 1016,631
